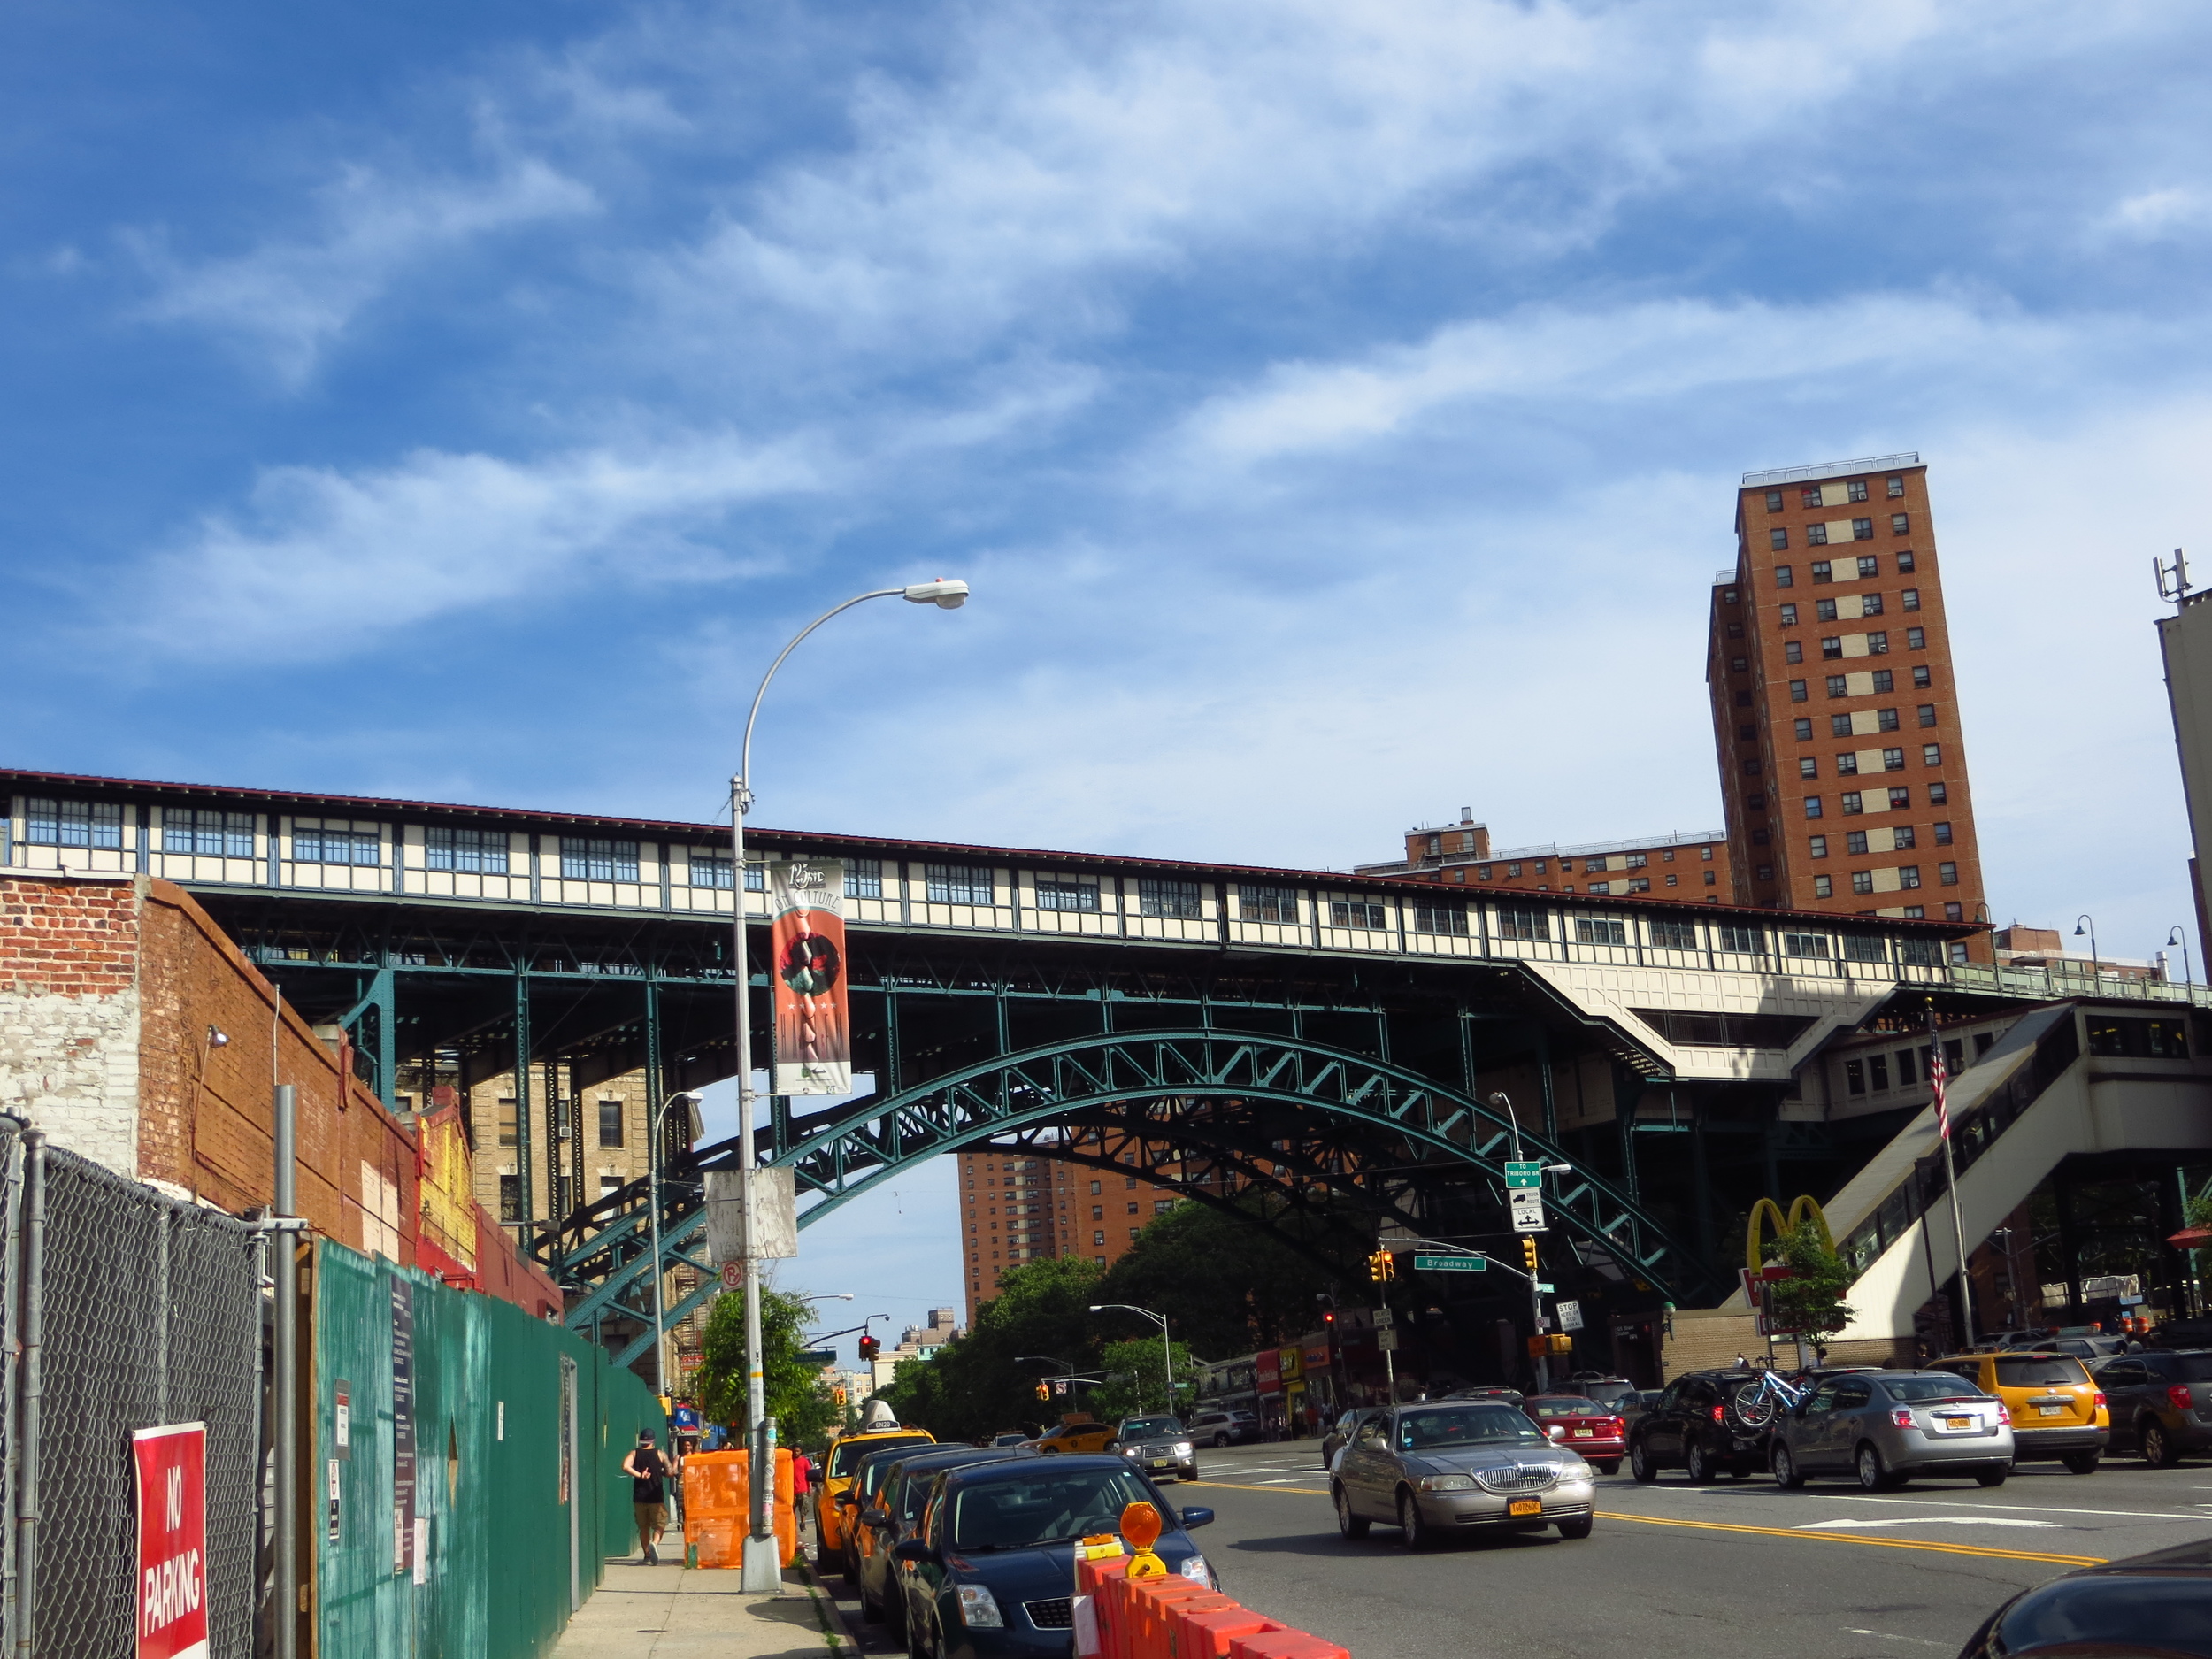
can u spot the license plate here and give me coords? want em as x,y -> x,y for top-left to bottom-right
1149,1459 -> 1176,1468
1571,1429 -> 1593,1437
1942,1417 -> 1971,1431
1508,1499 -> 1541,1517
2038,1405 -> 2064,1417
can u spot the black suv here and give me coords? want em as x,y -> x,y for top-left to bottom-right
1629,1370 -> 1773,1482
2093,1348 -> 2212,1467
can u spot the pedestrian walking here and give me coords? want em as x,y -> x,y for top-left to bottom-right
791,1446 -> 816,1548
622,1432 -> 677,1564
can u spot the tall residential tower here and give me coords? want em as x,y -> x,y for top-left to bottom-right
1708,453 -> 1986,947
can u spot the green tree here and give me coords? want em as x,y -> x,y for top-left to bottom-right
1088,1336 -> 1200,1422
1764,1219 -> 1856,1342
881,1256 -> 1105,1441
1094,1192 -> 1364,1356
695,1286 -> 843,1450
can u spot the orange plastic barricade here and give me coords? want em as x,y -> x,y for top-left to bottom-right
1124,1578 -> 1226,1659
682,1449 -> 797,1568
1228,1631 -> 1350,1659
1171,1606 -> 1281,1659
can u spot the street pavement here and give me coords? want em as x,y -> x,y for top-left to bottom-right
819,1437 -> 2212,1659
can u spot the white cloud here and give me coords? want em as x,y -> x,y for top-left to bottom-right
2103,186 -> 2212,241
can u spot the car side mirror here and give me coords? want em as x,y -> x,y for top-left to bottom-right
864,1509 -> 892,1528
1103,1440 -> 1119,1453
892,1539 -> 938,1564
837,1492 -> 859,1507
1176,1507 -> 1214,1530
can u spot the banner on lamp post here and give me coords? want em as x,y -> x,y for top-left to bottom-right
771,857 -> 852,1095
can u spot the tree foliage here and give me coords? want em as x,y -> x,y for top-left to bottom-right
881,1256 -> 1105,1443
1764,1219 -> 1856,1340
1088,1336 -> 1200,1422
695,1285 -> 843,1450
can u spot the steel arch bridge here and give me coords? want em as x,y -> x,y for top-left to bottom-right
553,1029 -> 1724,1366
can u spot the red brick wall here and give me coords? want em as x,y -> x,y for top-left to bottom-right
0,875 -> 139,994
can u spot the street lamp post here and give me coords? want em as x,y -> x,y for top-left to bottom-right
1089,1304 -> 1174,1415
2170,926 -> 2193,990
2075,915 -> 2100,986
1488,1092 -> 1553,1391
728,578 -> 969,1592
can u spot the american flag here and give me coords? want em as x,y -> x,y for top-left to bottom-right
1929,1021 -> 1951,1141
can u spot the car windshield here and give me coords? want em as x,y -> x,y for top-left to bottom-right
1120,1419 -> 1183,1439
830,1434 -> 931,1478
2175,1356 -> 2212,1384
949,1468 -> 1160,1550
1994,1357 -> 2091,1388
1883,1377 -> 1988,1403
1525,1397 -> 1601,1417
1396,1407 -> 1546,1451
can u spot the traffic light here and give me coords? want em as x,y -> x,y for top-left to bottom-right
858,1334 -> 879,1363
1546,1333 -> 1574,1356
1521,1236 -> 1539,1274
1034,1382 -> 1050,1402
1322,1309 -> 1337,1334
1368,1249 -> 1396,1282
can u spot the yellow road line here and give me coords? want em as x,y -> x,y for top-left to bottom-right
1183,1482 -> 2107,1567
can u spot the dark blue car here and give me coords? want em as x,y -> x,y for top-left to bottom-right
894,1455 -> 1217,1659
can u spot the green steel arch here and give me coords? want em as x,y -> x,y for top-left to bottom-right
559,1029 -> 1721,1361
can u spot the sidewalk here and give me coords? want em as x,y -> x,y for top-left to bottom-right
549,1555 -> 856,1659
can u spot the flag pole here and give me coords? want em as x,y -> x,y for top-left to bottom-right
1932,1007 -> 1975,1347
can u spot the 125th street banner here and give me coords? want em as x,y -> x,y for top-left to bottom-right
134,1422 -> 208,1659
771,856 -> 851,1094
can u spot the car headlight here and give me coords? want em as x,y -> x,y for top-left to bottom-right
1174,1442 -> 1193,1456
1179,1554 -> 1211,1586
956,1586 -> 1004,1628
1121,1445 -> 1140,1457
1415,1475 -> 1475,1492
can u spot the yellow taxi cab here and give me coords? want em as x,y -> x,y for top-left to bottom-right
820,1424 -> 934,1575
1033,1413 -> 1118,1455
1930,1350 -> 2108,1472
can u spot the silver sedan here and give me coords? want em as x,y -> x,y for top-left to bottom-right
1770,1370 -> 2014,1490
1331,1402 -> 1596,1548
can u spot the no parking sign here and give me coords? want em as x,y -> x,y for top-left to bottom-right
133,1422 -> 208,1659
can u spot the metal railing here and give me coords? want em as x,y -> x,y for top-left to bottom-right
1743,452 -> 1920,487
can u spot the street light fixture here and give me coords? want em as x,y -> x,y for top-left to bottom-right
1089,1303 -> 1175,1415
726,578 -> 969,1592
2170,926 -> 2193,989
2075,914 -> 2100,986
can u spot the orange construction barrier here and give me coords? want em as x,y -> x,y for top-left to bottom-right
1171,1606 -> 1282,1659
682,1448 -> 797,1569
1074,1512 -> 1345,1659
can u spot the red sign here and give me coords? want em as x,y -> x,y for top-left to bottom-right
1255,1349 -> 1281,1396
134,1423 -> 208,1659
770,859 -> 852,1094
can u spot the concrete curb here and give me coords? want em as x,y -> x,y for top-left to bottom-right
795,1555 -> 864,1659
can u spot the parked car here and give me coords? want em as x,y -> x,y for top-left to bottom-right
1109,1416 -> 1198,1483
1320,1408 -> 1380,1470
987,1432 -> 1031,1448
1928,1351 -> 2108,1472
1628,1370 -> 1771,1483
1443,1386 -> 1526,1409
844,1441 -> 948,1586
822,1426 -> 936,1580
895,1455 -> 1215,1659
1614,1389 -> 1665,1432
1768,1370 -> 2012,1492
856,1446 -> 1018,1632
1563,1372 -> 1636,1410
1033,1415 -> 1118,1455
1522,1394 -> 1626,1475
1187,1408 -> 1262,1447
1955,1532 -> 2212,1657
1331,1401 -> 1596,1547
2012,1333 -> 2126,1362
2093,1348 -> 2212,1467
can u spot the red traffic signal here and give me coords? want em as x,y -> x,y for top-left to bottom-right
858,1335 -> 880,1363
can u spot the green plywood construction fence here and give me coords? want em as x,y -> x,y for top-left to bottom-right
311,1240 -> 664,1659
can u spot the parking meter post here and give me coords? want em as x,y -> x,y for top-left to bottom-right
1379,1288 -> 1396,1403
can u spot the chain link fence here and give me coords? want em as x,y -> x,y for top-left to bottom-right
16,1133 -> 264,1659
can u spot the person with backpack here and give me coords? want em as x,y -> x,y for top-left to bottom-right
621,1432 -> 678,1564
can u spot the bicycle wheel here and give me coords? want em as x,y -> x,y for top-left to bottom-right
1732,1385 -> 1778,1430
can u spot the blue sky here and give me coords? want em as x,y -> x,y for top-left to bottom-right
9,1 -> 2212,1357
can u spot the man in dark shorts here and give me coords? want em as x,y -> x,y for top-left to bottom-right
621,1432 -> 676,1563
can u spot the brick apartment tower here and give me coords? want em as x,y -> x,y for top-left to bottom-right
1707,454 -> 1987,943
957,1141 -> 1196,1326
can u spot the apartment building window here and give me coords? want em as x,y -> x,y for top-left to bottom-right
1869,1054 -> 1892,1091
1799,757 -> 1817,779
1852,518 -> 1874,541
1887,475 -> 1906,498
1861,592 -> 1884,616
1810,557 -> 1832,579
1862,630 -> 1886,654
25,797 -> 126,850
1870,669 -> 1894,692
1907,629 -> 1927,654
1730,656 -> 1748,673
560,838 -> 639,882
1239,885 -> 1298,924
1785,640 -> 1804,664
1756,864 -> 1773,879
1847,479 -> 1870,503
1412,900 -> 1470,935
1726,621 -> 1744,640
1090,1180 -> 1102,1194
1332,899 -> 1388,928
1901,588 -> 1921,611
1477,865 -> 1494,879
1747,792 -> 1766,810
499,1176 -> 520,1221
1809,835 -> 1829,858
296,825 -> 380,865
1824,676 -> 1845,698
1939,862 -> 1959,886
1813,875 -> 1832,897
1911,664 -> 1932,687
1769,529 -> 1789,550
1724,588 -> 1740,605
1035,875 -> 1100,911
1775,565 -> 1794,587
1816,599 -> 1838,622
1777,602 -> 1797,626
1650,919 -> 1696,949
926,863 -> 995,905
1825,713 -> 1850,738
845,858 -> 885,899
1804,795 -> 1824,818
1894,1048 -> 1918,1083
1093,1231 -> 1106,1247
1785,680 -> 1806,702
1896,549 -> 1916,572
1138,878 -> 1202,918
598,1100 -> 625,1147
1793,718 -> 1814,741
1906,704 -> 1934,731
1584,858 -> 1606,873
1496,908 -> 1549,941
1945,902 -> 1964,922
1782,932 -> 1831,958
1852,871 -> 1875,895
1893,826 -> 1916,850
1801,486 -> 1824,509
1837,753 -> 1858,775
1508,863 -> 1524,876
1879,748 -> 1903,771
1873,707 -> 1899,732
1625,852 -> 1647,868
1934,821 -> 1954,845
165,809 -> 257,858
1737,723 -> 1756,741
1734,689 -> 1753,707
1845,1060 -> 1865,1095
1822,636 -> 1844,659
1703,870 -> 1717,884
1702,845 -> 1715,860
1750,828 -> 1770,846
1891,513 -> 1909,534
427,825 -> 509,874
1766,489 -> 1785,511
690,851 -> 733,888
1845,830 -> 1869,855
1841,791 -> 1863,815
1575,918 -> 1629,946
1719,925 -> 1763,953
1808,525 -> 1830,547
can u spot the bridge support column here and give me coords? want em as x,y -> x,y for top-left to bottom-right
514,963 -> 534,1239
1536,1025 -> 1558,1141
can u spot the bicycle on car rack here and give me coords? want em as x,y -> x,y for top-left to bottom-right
1729,1365 -> 1810,1430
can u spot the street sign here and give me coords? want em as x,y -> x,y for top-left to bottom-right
1503,1160 -> 1543,1189
720,1261 -> 742,1290
1535,1282 -> 1555,1293
1377,1329 -> 1399,1351
1509,1189 -> 1548,1232
1556,1300 -> 1584,1333
1372,1304 -> 1394,1325
1412,1254 -> 1486,1271
798,1349 -> 838,1366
